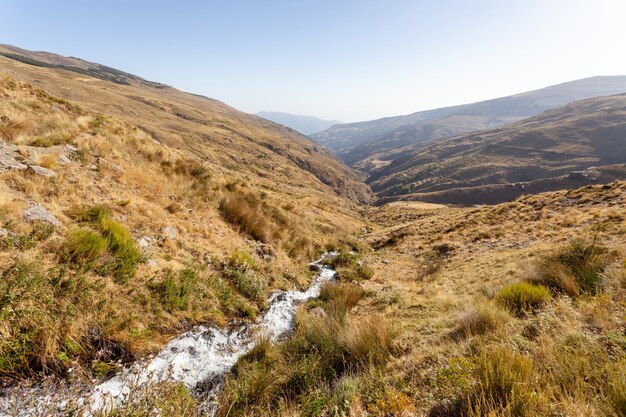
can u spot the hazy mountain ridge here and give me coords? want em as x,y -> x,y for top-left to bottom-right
367,93 -> 626,203
312,76 -> 626,168
255,111 -> 341,135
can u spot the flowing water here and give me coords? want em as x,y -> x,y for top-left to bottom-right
0,254 -> 337,416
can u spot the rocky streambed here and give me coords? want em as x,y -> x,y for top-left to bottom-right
1,254 -> 338,416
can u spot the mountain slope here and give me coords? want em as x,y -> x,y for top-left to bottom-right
311,76 -> 626,167
0,44 -> 370,203
367,93 -> 626,204
0,45 -> 370,382
255,111 -> 341,135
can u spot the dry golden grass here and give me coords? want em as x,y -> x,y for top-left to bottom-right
353,181 -> 626,416
0,74 -> 365,380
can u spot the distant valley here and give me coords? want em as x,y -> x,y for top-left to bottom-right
255,111 -> 341,135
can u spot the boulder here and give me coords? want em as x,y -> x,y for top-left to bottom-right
28,165 -> 57,178
23,204 -> 61,227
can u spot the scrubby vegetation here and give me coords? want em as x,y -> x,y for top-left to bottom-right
529,237 -> 615,296
64,205 -> 142,283
216,281 -> 398,416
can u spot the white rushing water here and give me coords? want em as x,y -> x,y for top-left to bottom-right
88,254 -> 337,412
0,254 -> 336,416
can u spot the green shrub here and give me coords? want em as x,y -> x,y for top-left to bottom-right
0,234 -> 35,251
151,268 -> 198,311
64,229 -> 107,265
29,221 -> 55,241
497,282 -> 551,315
209,277 -> 256,318
223,267 -> 266,302
69,204 -> 111,224
326,252 -> 357,268
227,250 -> 255,270
99,218 -> 141,283
65,205 -> 141,283
338,263 -> 374,282
530,238 -> 614,296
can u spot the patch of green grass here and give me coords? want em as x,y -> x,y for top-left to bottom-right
223,267 -> 266,302
64,228 -> 107,265
150,268 -> 198,312
64,205 -> 141,283
496,282 -> 551,315
99,217 -> 142,283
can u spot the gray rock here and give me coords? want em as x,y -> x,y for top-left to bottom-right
138,236 -> 152,249
147,259 -> 159,267
23,204 -> 61,227
163,226 -> 177,239
28,165 -> 57,178
0,227 -> 8,238
58,155 -> 72,165
98,158 -> 125,173
65,144 -> 79,152
255,242 -> 275,261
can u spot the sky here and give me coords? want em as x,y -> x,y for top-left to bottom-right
2,0 -> 626,122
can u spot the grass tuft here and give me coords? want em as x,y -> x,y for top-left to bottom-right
496,282 -> 551,315
530,237 -> 614,296
64,228 -> 107,265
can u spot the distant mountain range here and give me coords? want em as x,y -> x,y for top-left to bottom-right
255,111 -> 341,135
369,93 -> 626,204
311,76 -> 626,169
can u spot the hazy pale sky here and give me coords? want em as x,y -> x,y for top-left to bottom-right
2,0 -> 626,122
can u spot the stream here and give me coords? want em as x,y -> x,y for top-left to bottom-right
1,253 -> 337,416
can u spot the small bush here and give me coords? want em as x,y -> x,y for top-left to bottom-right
497,282 -> 551,315
223,267 -> 266,302
99,218 -> 142,283
151,268 -> 198,311
227,250 -> 255,270
338,263 -> 374,282
64,229 -> 107,265
29,221 -> 55,241
530,238 -> 614,296
69,204 -> 111,224
326,252 -> 357,268
65,205 -> 141,283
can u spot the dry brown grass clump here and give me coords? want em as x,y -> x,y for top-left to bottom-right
529,237 -> 615,296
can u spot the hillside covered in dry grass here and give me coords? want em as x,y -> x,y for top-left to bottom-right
0,45 -> 624,417
0,55 -> 369,381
